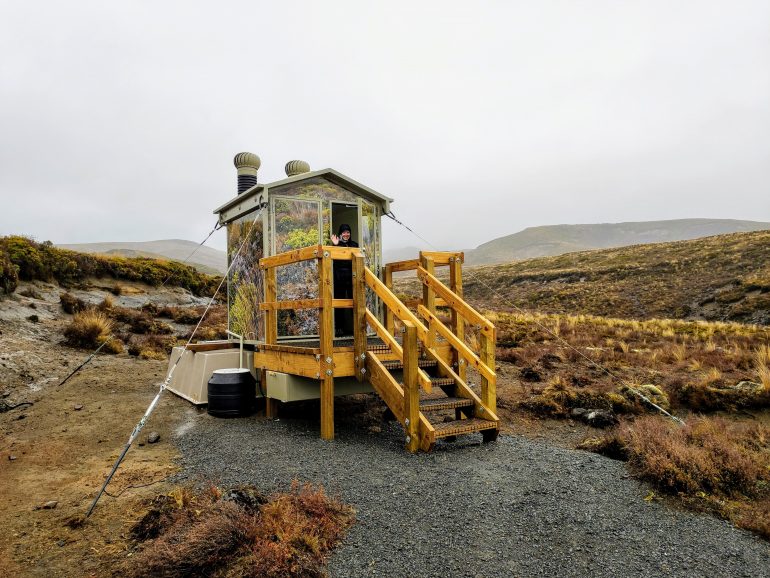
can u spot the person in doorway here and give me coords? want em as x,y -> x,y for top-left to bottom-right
331,224 -> 358,337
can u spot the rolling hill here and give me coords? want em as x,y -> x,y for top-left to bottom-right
396,230 -> 770,324
58,239 -> 227,275
463,218 -> 770,265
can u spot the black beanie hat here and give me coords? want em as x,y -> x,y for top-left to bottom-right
338,224 -> 351,235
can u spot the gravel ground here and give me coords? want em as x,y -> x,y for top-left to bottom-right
174,406 -> 770,578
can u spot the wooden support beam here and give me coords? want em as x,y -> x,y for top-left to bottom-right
264,267 -> 277,345
259,298 -> 321,311
352,253 -> 367,382
383,265 -> 395,336
480,330 -> 497,414
332,299 -> 354,309
259,343 -> 321,355
449,254 -> 465,381
319,252 -> 335,440
254,350 -> 321,379
402,322 -> 420,453
420,254 -> 436,347
261,368 -> 279,418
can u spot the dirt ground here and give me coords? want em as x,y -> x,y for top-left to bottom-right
0,281 -> 606,577
0,283 -> 206,577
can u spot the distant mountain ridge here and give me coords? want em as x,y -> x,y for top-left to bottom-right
464,219 -> 770,265
57,239 -> 227,275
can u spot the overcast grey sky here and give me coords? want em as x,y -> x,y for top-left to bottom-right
1,1 -> 768,252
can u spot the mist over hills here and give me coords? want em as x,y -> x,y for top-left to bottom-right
59,219 -> 769,275
57,239 -> 227,275
463,219 -> 770,265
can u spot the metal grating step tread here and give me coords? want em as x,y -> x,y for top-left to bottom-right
382,359 -> 438,370
432,418 -> 498,438
419,397 -> 474,412
430,377 -> 455,387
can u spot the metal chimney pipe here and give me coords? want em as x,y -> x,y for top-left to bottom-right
233,152 -> 261,194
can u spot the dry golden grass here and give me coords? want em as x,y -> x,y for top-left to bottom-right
63,309 -> 123,353
489,310 -> 770,415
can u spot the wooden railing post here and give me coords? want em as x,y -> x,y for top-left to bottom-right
384,264 -> 395,336
449,254 -> 466,381
318,250 -> 335,440
402,321 -> 420,453
352,252 -> 367,382
264,266 -> 277,345
479,327 -> 496,414
420,254 -> 436,314
262,266 -> 278,418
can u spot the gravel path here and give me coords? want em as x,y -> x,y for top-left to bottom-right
174,407 -> 770,578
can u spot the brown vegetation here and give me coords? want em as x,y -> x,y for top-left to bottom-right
397,230 -> 770,324
123,482 -> 354,578
581,415 -> 770,539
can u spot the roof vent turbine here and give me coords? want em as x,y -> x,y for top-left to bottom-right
233,152 -> 261,194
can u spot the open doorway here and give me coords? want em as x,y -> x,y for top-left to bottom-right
330,202 -> 359,244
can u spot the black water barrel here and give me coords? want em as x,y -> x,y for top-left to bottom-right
207,368 -> 256,418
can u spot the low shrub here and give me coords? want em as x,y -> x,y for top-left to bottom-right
0,249 -> 19,294
123,482 -> 354,578
583,415 -> 770,538
128,334 -> 176,360
60,292 -> 86,314
0,235 -> 220,296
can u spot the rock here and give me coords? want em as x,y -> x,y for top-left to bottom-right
34,500 -> 58,510
583,409 -> 618,428
147,432 -> 160,444
8,455 -> 17,461
368,425 -> 382,434
73,404 -> 83,411
520,367 -> 542,382
733,381 -> 763,393
570,408 -> 588,418
57,540 -> 65,547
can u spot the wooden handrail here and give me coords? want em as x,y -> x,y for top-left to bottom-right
260,245 -> 359,270
417,305 -> 495,383
416,266 -> 494,335
364,268 -> 429,343
384,251 -> 463,272
260,245 -> 322,269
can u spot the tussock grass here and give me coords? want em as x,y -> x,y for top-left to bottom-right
124,482 -> 354,578
63,310 -> 123,353
490,310 -> 770,415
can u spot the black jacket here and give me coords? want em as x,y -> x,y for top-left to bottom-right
333,238 -> 359,277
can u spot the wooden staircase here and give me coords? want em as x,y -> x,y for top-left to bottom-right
356,251 -> 499,452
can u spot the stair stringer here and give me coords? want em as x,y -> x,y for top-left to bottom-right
366,353 -> 436,451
